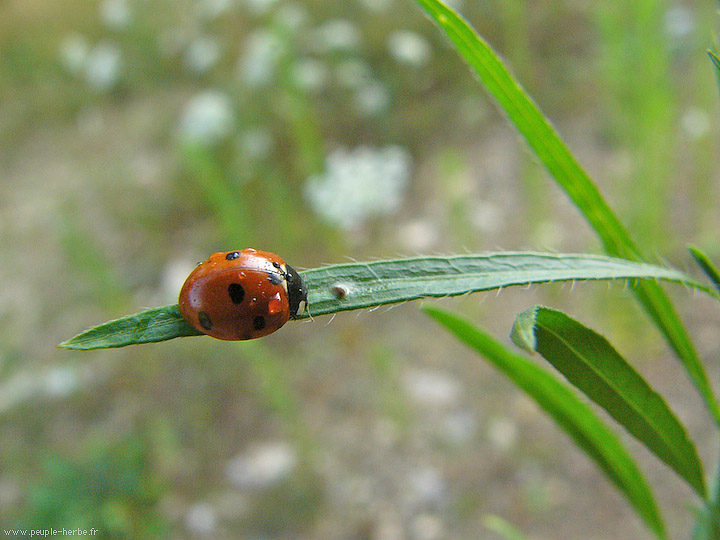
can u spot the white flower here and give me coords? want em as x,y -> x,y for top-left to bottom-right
43,367 -> 79,398
304,145 -> 411,230
442,410 -> 476,444
238,127 -> 273,159
238,29 -> 283,86
60,33 -> 90,74
487,416 -> 519,451
354,80 -> 390,115
185,502 -> 217,535
84,41 -> 122,91
681,107 -> 710,139
184,36 -> 222,74
178,90 -> 235,145
664,6 -> 695,39
290,57 -> 328,91
387,30 -> 431,66
406,466 -> 446,506
470,199 -> 503,233
99,0 -> 131,30
313,20 -> 361,52
396,219 -> 439,252
402,368 -> 462,407
225,442 -> 297,489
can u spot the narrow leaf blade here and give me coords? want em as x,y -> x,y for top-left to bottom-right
424,305 -> 667,539
690,246 -> 720,296
59,253 -> 710,350
59,304 -> 202,350
710,49 -> 720,70
693,455 -> 720,540
512,306 -> 705,496
301,252 -> 711,318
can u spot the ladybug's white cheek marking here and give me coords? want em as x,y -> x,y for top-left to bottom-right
277,263 -> 289,293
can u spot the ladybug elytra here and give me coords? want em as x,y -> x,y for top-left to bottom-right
179,249 -> 307,340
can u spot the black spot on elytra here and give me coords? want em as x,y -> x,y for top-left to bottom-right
228,283 -> 245,304
253,316 -> 266,331
198,311 -> 213,331
226,251 -> 240,260
267,272 -> 284,285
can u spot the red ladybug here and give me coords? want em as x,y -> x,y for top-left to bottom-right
179,249 -> 308,340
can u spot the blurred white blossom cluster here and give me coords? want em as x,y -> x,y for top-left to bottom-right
176,90 -> 235,145
58,0 -> 134,91
60,35 -> 123,92
57,0 -> 439,161
304,145 -> 412,230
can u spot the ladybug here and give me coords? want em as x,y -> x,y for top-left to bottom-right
179,248 -> 308,340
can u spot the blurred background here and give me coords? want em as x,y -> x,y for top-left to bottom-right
1,0 -> 720,538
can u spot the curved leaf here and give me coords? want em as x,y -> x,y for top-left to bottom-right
424,305 -> 666,539
710,49 -> 720,69
59,252 -> 710,350
693,455 -> 720,540
301,252 -> 710,318
59,304 -> 202,349
512,305 -> 705,497
690,246 -> 720,296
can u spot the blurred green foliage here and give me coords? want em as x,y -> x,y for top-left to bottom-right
20,437 -> 166,539
1,0 -> 719,538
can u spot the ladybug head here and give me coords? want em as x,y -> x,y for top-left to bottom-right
284,264 -> 308,319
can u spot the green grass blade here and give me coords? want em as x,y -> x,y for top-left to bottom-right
708,49 -> 720,95
300,252 -> 710,318
58,304 -> 203,350
512,306 -> 706,496
693,455 -> 720,540
413,0 -> 720,424
59,252 -> 710,350
710,49 -> 720,70
423,305 -> 667,539
690,246 -> 720,296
